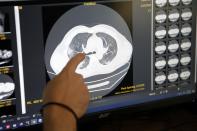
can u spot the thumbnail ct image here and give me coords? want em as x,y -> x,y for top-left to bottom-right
0,11 -> 5,33
0,74 -> 15,100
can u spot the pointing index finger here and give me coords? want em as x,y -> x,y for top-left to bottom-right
65,53 -> 85,73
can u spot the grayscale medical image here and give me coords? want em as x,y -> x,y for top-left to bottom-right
44,4 -> 133,98
0,11 -> 5,33
0,49 -> 12,66
0,74 -> 15,100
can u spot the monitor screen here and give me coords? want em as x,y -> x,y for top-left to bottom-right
0,0 -> 196,130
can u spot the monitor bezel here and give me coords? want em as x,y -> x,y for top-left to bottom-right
0,1 -> 196,130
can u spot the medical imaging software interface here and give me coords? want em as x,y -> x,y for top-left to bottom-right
0,0 -> 197,130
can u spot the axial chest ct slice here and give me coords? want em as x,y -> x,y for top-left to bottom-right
45,4 -> 133,97
50,24 -> 132,79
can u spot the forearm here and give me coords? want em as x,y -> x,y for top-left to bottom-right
43,105 -> 77,131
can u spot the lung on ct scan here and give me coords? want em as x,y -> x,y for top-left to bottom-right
44,4 -> 133,98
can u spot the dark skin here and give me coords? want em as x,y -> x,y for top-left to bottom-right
42,53 -> 90,131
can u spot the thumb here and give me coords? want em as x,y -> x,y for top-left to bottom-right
64,53 -> 85,74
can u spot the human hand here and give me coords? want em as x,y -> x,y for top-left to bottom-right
43,53 -> 90,118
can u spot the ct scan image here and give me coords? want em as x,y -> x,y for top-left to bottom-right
0,40 -> 13,67
0,74 -> 15,100
44,3 -> 133,98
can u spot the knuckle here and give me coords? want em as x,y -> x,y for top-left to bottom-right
77,75 -> 85,82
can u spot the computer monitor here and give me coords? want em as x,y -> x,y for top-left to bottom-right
0,0 -> 196,130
